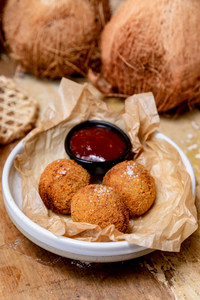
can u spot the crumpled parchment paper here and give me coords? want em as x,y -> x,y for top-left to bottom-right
14,78 -> 198,251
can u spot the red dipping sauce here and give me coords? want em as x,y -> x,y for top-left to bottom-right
69,126 -> 127,162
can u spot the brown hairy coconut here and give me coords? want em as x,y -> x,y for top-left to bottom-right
0,0 -> 6,53
89,0 -> 200,114
2,0 -> 111,78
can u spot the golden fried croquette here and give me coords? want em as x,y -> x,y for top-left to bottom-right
71,184 -> 129,233
38,159 -> 90,214
103,161 -> 156,218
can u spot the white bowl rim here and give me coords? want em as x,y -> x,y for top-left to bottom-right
2,131 -> 196,257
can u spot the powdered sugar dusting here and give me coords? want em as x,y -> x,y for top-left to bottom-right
57,169 -> 67,175
127,166 -> 134,176
122,163 -> 139,178
55,168 -> 69,178
94,186 -> 112,194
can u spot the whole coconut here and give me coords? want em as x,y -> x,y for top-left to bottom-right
89,0 -> 200,114
2,0 -> 111,78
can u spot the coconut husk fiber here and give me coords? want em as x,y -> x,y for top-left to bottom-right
0,0 -> 6,53
88,0 -> 200,114
2,0 -> 111,78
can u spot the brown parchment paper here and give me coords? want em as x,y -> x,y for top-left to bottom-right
14,78 -> 198,251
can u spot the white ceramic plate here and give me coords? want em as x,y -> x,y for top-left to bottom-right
2,131 -> 196,263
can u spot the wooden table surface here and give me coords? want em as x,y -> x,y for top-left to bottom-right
1,57 -> 200,300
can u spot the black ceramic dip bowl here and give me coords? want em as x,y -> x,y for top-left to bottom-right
64,120 -> 132,175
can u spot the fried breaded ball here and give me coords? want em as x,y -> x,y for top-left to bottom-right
103,161 -> 156,218
38,159 -> 90,214
71,184 -> 129,233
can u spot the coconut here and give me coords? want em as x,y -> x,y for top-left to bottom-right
2,0 -> 111,78
0,0 -> 6,53
89,0 -> 200,114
